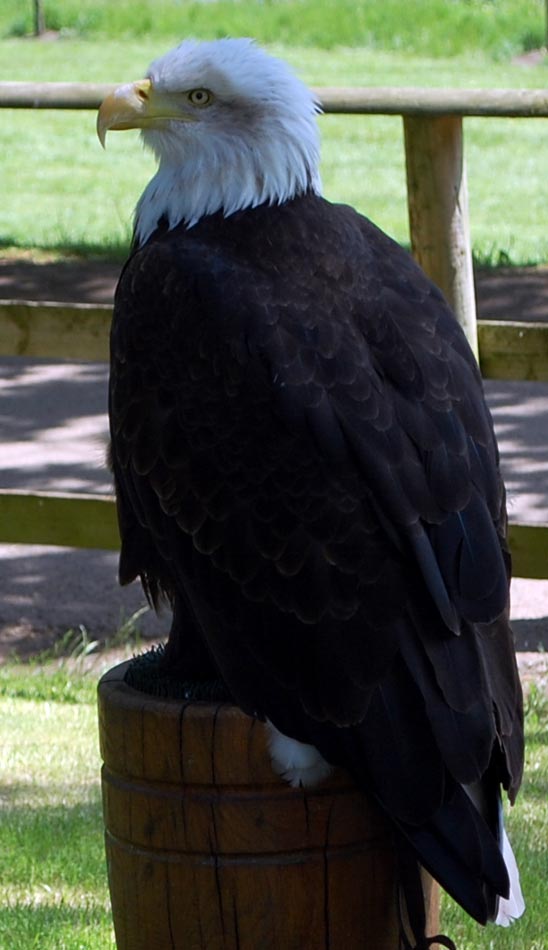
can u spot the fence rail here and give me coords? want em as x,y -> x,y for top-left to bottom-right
1,81 -> 547,347
0,489 -> 118,551
0,300 -> 111,361
2,301 -> 548,381
2,82 -> 548,117
1,83 -> 547,579
0,488 -> 545,580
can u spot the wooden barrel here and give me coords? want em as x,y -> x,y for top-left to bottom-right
98,660 -> 439,950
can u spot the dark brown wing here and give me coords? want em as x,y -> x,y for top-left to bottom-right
109,194 -> 523,929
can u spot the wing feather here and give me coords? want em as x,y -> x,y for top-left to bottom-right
109,195 -> 523,928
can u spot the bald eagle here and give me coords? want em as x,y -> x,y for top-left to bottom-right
98,38 -> 524,948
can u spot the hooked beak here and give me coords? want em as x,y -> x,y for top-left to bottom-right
97,79 -> 196,147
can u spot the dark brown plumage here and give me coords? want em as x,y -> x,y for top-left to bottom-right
109,193 -> 523,943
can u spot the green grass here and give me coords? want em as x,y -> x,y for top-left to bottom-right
0,665 -> 114,949
0,657 -> 547,949
0,39 -> 547,265
1,0 -> 546,59
441,685 -> 548,948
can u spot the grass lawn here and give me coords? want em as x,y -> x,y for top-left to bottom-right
0,662 -> 114,949
0,656 -> 547,949
441,685 -> 548,948
0,38 -> 547,265
0,1 -> 545,58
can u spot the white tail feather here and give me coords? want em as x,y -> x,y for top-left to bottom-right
495,827 -> 525,926
462,782 -> 525,926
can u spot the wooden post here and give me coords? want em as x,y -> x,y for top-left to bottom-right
98,660 -> 440,950
403,115 -> 478,359
33,0 -> 45,36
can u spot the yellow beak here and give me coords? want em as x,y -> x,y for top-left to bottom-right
97,79 -> 195,147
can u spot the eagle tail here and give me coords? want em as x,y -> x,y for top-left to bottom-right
494,825 -> 525,926
396,816 -> 524,949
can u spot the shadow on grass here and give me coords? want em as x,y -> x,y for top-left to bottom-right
519,774 -> 548,803
0,236 -> 130,264
0,794 -> 107,889
0,789 -> 115,944
0,902 -> 114,950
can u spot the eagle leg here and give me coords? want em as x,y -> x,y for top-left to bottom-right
159,592 -> 231,701
396,841 -> 457,950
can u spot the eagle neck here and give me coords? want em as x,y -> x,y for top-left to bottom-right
134,131 -> 322,246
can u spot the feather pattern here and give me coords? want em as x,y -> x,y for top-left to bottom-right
110,197 -> 523,941
105,40 -> 524,947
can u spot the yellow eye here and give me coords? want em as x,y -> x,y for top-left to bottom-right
188,89 -> 212,107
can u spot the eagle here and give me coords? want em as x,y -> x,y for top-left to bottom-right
98,38 -> 524,948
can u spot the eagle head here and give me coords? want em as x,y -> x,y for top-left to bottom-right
97,38 -> 322,243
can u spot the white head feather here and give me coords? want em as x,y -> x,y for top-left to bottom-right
135,38 -> 322,244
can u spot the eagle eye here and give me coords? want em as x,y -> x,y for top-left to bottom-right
188,89 -> 212,107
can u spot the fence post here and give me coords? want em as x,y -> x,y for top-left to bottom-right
403,115 -> 478,359
33,0 -> 46,36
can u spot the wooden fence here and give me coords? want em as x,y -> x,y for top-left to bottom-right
1,83 -> 547,578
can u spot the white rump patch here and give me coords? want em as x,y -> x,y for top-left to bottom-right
266,721 -> 333,788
